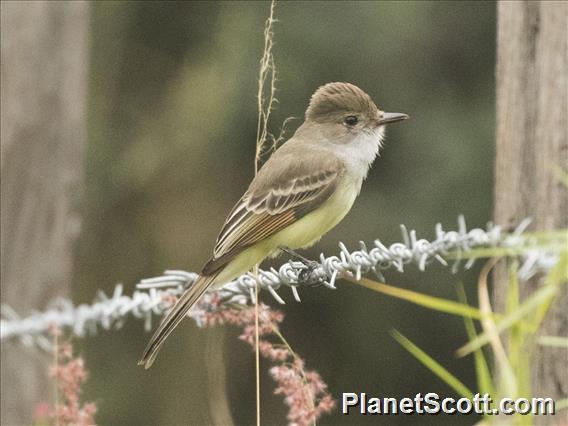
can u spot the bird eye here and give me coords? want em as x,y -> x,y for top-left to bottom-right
343,115 -> 359,126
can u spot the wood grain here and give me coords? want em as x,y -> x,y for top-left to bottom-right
0,2 -> 88,424
494,0 -> 567,409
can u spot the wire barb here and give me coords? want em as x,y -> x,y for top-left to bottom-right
1,216 -> 559,349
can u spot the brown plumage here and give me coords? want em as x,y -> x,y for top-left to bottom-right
306,82 -> 379,123
203,146 -> 344,275
139,147 -> 344,369
138,273 -> 219,369
138,82 -> 408,369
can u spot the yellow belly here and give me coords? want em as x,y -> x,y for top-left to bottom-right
270,180 -> 357,249
212,180 -> 358,287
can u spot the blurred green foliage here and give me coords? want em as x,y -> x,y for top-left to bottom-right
75,1 -> 496,424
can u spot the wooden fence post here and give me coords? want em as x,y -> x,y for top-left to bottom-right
0,2 -> 89,424
494,0 -> 567,409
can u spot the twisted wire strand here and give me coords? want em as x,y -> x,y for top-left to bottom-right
1,216 -> 559,348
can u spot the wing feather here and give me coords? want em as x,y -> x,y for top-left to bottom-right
201,146 -> 344,276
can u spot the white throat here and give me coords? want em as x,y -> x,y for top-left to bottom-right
334,126 -> 385,189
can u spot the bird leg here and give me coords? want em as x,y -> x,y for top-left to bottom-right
280,247 -> 325,287
280,247 -> 315,265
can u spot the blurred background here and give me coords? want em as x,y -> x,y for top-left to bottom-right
3,1 -> 497,424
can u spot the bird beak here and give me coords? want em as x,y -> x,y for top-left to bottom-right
378,112 -> 409,125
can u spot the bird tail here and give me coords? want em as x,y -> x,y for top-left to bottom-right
138,273 -> 218,369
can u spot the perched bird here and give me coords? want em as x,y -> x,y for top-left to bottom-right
139,82 -> 408,368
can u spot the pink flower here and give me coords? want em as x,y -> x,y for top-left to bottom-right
201,303 -> 335,425
34,328 -> 97,426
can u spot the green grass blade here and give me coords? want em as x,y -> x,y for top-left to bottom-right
446,229 -> 567,260
456,283 -> 493,397
506,259 -> 520,316
391,330 -> 473,399
506,261 -> 523,380
520,229 -> 568,241
552,165 -> 568,187
506,260 -> 532,403
446,243 -> 566,260
537,336 -> 568,348
530,250 -> 568,331
457,252 -> 566,358
456,283 -> 559,357
556,398 -> 568,412
349,276 -> 492,320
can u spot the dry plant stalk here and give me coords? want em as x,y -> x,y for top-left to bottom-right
478,259 -> 517,396
255,0 -> 278,174
253,2 -> 278,425
250,3 -> 336,424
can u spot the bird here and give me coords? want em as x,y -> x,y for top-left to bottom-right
139,82 -> 408,368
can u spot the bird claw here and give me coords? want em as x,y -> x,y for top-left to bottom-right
280,246 -> 326,287
297,260 -> 325,287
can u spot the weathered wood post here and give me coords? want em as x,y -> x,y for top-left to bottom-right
494,0 -> 567,412
0,2 -> 89,424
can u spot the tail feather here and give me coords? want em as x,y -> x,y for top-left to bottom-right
138,274 -> 218,369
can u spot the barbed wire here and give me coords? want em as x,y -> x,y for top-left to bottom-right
1,216 -> 560,349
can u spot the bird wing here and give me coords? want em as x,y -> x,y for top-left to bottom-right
201,146 -> 344,275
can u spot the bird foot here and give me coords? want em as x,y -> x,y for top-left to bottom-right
280,247 -> 325,287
